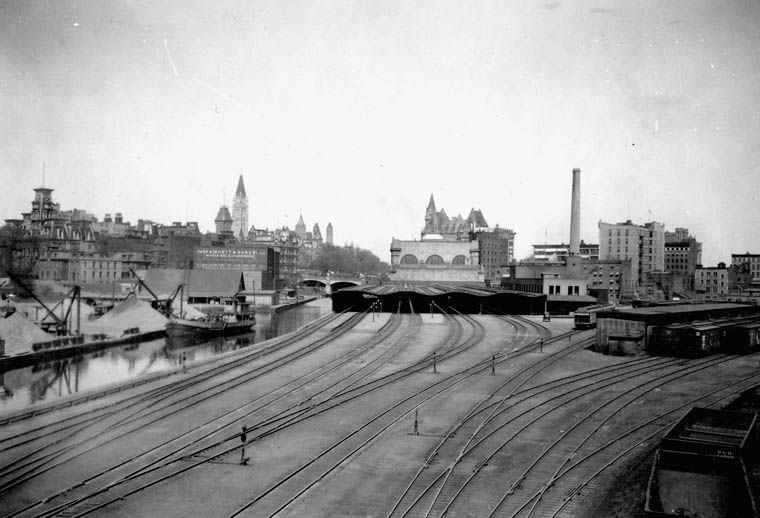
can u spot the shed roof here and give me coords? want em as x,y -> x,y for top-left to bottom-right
597,303 -> 760,324
141,268 -> 245,299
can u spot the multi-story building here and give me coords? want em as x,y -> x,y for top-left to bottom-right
695,264 -> 730,300
732,253 -> 760,281
194,245 -> 280,290
389,237 -> 483,283
532,241 -> 599,262
504,257 -> 631,303
470,226 -> 515,284
92,212 -> 131,236
326,223 -> 333,246
249,228 -> 300,280
2,186 -> 97,279
598,220 -> 665,297
664,228 -> 701,294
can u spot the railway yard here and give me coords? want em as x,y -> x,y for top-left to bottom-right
2,305 -> 760,518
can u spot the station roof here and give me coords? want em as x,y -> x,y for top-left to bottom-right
336,283 -> 544,298
597,303 -> 760,324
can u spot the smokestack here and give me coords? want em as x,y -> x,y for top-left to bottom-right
569,168 -> 581,256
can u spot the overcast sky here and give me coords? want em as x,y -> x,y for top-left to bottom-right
2,1 -> 759,265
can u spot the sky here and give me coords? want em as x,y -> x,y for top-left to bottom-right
1,0 -> 759,265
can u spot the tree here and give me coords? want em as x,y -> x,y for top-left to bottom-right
308,244 -> 390,280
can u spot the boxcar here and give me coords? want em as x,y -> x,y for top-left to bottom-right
726,322 -> 760,354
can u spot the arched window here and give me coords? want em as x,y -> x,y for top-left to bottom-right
426,255 -> 445,265
400,254 -> 419,265
452,255 -> 466,265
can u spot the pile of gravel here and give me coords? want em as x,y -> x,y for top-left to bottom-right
0,312 -> 55,355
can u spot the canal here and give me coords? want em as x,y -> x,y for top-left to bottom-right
0,301 -> 333,413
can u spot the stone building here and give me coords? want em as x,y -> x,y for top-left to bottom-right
423,194 -> 487,240
326,223 -> 333,246
2,186 -> 96,279
232,175 -> 249,240
389,236 -> 483,283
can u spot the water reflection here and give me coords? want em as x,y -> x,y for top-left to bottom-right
0,303 -> 330,413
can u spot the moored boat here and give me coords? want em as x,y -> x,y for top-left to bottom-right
166,298 -> 255,338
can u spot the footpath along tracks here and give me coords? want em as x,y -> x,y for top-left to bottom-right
2,309 -> 759,518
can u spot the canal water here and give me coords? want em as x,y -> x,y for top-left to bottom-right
0,301 -> 332,413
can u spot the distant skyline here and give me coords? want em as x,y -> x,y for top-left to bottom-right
2,1 -> 759,265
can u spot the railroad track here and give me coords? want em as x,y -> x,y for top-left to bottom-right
388,349 -> 760,518
3,311 -> 601,518
0,308 -> 378,516
3,309 -> 439,518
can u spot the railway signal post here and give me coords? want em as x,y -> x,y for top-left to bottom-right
240,425 -> 250,465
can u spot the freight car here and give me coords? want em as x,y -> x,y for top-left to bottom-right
648,322 -> 724,358
725,321 -> 760,354
645,407 -> 759,517
648,315 -> 760,358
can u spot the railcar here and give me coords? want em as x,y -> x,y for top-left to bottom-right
725,322 -> 760,354
573,303 -> 615,330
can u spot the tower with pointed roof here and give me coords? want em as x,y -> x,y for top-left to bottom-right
326,222 -> 333,246
232,174 -> 249,240
214,205 -> 233,235
312,223 -> 322,244
295,213 -> 306,239
424,194 -> 437,234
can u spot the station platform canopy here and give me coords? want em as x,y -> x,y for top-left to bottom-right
331,284 -> 546,314
596,303 -> 760,326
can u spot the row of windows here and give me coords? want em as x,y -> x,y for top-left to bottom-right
547,285 -> 581,295
400,254 -> 467,265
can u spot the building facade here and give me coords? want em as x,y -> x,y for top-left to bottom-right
194,245 -> 280,290
532,241 -> 599,262
389,237 -> 483,283
598,220 -> 665,297
732,253 -> 760,281
471,226 -> 515,284
695,264 -> 730,300
664,228 -> 702,295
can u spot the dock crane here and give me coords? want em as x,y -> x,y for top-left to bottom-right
7,273 -> 81,336
127,268 -> 183,317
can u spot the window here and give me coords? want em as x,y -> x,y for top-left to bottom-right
400,254 -> 418,265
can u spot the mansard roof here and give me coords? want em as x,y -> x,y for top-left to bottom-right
215,206 -> 233,222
